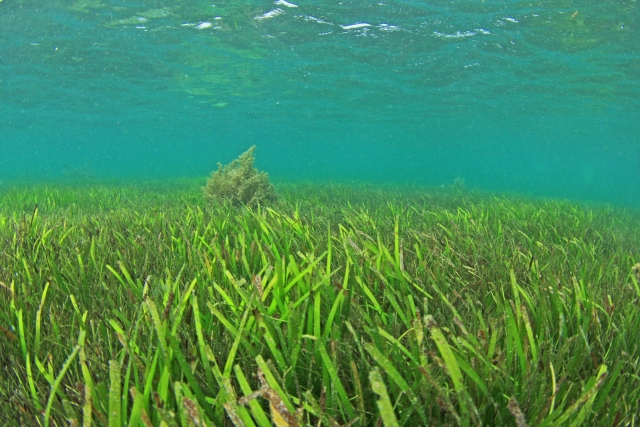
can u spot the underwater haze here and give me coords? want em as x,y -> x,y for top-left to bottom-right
1,0 -> 639,205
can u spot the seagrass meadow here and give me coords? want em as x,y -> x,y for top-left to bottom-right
1,181 -> 640,427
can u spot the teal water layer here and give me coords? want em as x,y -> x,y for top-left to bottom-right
1,0 -> 639,205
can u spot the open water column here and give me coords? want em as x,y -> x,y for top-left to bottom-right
0,0 -> 639,204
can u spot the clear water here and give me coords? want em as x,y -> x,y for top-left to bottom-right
1,0 -> 639,205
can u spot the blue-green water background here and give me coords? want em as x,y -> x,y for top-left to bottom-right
1,0 -> 639,205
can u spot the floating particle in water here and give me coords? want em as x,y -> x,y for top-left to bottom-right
378,23 -> 400,31
255,9 -> 283,20
433,30 -> 476,39
340,22 -> 371,30
275,0 -> 298,8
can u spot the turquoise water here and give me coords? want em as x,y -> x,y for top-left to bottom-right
1,0 -> 639,205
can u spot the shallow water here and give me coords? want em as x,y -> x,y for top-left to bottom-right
1,0 -> 639,205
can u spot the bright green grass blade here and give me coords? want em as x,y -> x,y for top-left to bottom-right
43,343 -> 81,427
169,278 -> 199,336
323,290 -> 344,339
255,355 -> 295,415
17,309 -> 27,362
350,360 -> 366,426
109,318 -> 127,350
168,334 -> 216,421
145,299 -> 169,360
142,350 -> 159,409
369,368 -> 400,427
157,368 -> 173,405
316,340 -> 356,420
34,281 -> 50,356
284,252 -> 326,293
208,302 -> 239,336
592,361 -> 622,414
543,365 -> 608,427
174,383 -> 190,427
25,354 -> 42,410
197,343 -> 256,426
365,343 -> 413,398
377,326 -> 418,365
203,344 -> 229,421
34,354 -> 54,385
426,315 -> 469,427
191,295 -> 216,390
121,354 -> 133,423
453,353 -> 489,398
365,340 -> 427,424
520,305 -> 538,365
383,288 -> 409,329
313,292 -> 321,338
108,359 -> 122,427
354,276 -> 383,313
234,365 -> 272,427
505,304 -> 527,378
223,297 -> 253,378
631,274 -> 640,298
214,282 -> 238,315
258,319 -> 288,372
326,224 -> 332,277
128,387 -> 145,427
106,264 -> 128,289
510,270 -> 522,323
120,262 -> 143,297
223,386 -> 255,427
79,339 -> 94,427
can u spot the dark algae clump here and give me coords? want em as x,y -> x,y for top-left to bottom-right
203,146 -> 276,207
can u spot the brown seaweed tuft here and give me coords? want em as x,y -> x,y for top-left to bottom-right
203,145 -> 276,207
